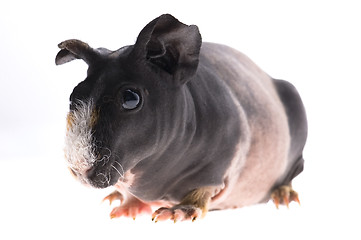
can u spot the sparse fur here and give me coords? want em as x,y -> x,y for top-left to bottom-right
56,14 -> 307,221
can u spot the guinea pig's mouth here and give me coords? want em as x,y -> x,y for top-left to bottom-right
84,156 -> 125,188
67,154 -> 125,189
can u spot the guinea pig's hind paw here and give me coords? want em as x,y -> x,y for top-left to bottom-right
271,185 -> 300,209
152,205 -> 202,223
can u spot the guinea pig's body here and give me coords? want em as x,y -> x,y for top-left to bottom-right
56,14 -> 307,221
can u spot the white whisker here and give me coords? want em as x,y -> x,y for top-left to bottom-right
112,164 -> 124,179
96,172 -> 109,185
113,160 -> 125,179
97,147 -> 112,167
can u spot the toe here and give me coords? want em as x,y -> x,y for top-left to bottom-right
152,208 -> 173,222
103,191 -> 124,205
152,205 -> 203,223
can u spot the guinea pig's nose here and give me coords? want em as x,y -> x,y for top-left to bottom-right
86,166 -> 96,179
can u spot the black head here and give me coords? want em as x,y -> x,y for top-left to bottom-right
56,14 -> 202,188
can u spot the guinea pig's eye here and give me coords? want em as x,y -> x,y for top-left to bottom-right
122,89 -> 141,110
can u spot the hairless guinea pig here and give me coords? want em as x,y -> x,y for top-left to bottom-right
55,14 -> 307,222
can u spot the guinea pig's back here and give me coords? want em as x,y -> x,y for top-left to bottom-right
199,43 -> 292,208
199,42 -> 286,131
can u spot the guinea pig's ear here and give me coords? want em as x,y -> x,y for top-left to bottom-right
55,39 -> 101,65
135,14 -> 202,85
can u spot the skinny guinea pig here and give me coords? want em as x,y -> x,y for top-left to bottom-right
56,14 -> 307,222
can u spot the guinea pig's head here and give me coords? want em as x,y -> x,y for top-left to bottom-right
55,14 -> 201,188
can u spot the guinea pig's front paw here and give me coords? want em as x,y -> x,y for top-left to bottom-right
108,196 -> 152,220
152,205 -> 203,223
152,187 -> 213,222
103,191 -> 124,205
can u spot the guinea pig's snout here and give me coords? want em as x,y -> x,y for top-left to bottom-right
85,166 -> 96,179
68,165 -> 110,188
84,165 -> 115,189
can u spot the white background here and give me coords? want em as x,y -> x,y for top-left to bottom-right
1,0 -> 360,239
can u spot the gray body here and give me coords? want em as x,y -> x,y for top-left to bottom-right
57,14 -> 307,211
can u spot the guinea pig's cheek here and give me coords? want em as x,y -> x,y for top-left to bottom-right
89,109 -> 99,128
68,167 -> 82,181
64,100 -> 98,180
66,112 -> 74,131
66,108 -> 98,131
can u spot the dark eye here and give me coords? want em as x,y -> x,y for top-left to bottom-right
122,89 -> 141,110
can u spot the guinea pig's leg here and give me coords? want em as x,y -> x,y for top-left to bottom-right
152,187 -> 214,223
270,184 -> 300,209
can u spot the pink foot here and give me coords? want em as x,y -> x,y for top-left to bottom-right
109,196 -> 152,220
152,205 -> 203,223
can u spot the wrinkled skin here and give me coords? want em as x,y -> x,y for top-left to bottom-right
56,14 -> 307,221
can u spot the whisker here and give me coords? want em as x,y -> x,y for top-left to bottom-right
113,161 -> 125,179
96,173 -> 109,184
100,147 -> 112,166
111,164 -> 124,179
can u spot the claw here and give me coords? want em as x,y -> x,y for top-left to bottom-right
110,209 -> 118,219
290,191 -> 301,206
273,196 -> 280,209
294,196 -> 301,205
283,195 -> 289,208
271,185 -> 300,209
173,210 -> 183,223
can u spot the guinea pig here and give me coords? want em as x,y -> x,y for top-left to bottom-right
55,14 -> 307,222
